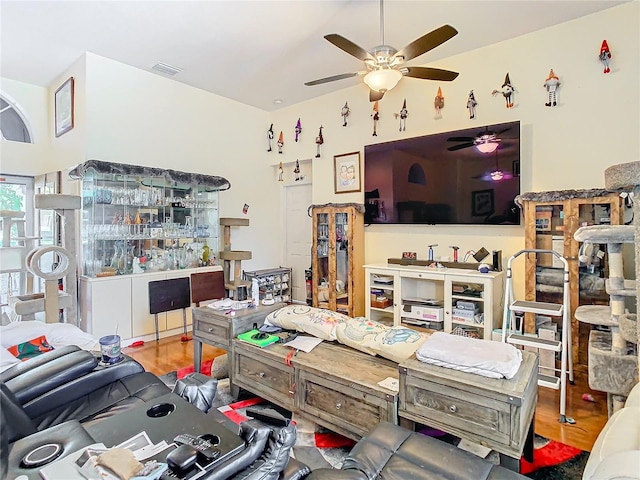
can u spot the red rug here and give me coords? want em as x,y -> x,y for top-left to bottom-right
176,358 -> 213,379
520,438 -> 584,475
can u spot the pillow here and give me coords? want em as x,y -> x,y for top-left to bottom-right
7,335 -> 54,360
0,347 -> 20,373
335,317 -> 389,356
362,327 -> 430,363
0,321 -> 99,352
265,305 -> 350,341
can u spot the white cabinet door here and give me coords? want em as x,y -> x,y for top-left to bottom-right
80,276 -> 132,339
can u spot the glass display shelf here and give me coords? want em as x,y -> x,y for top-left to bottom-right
69,160 -> 230,278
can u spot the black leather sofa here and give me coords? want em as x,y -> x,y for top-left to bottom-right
0,345 -> 309,480
305,421 -> 528,480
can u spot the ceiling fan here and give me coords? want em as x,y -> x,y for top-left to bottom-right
447,126 -> 512,153
304,0 -> 459,101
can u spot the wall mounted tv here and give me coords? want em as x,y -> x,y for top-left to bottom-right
364,120 -> 521,225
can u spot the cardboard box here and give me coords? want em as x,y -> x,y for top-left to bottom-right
402,304 -> 444,322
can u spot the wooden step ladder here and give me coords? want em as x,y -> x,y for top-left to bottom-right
501,249 -> 574,423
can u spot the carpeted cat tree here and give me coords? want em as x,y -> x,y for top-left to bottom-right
574,161 -> 639,415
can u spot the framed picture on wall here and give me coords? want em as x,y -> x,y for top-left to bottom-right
334,151 -> 361,194
472,189 -> 494,217
55,77 -> 74,137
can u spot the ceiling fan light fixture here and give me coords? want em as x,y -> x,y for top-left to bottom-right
476,142 -> 500,154
364,69 -> 402,93
490,170 -> 505,181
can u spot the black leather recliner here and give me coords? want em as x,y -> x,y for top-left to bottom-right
305,421 -> 528,480
0,345 -> 310,480
1,344 -> 171,430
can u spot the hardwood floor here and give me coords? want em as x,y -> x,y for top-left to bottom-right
124,333 -> 608,453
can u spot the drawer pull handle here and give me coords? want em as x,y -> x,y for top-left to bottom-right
259,372 -> 265,378
335,402 -> 342,410
449,405 -> 457,413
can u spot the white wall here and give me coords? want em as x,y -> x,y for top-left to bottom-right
268,2 -> 640,295
0,78 -> 50,175
81,53 -> 277,269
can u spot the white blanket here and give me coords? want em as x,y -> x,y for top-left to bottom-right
415,331 -> 522,379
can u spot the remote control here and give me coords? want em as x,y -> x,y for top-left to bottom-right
173,434 -> 221,461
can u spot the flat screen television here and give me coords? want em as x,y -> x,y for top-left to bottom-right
364,120 -> 521,225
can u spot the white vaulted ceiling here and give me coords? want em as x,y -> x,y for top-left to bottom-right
0,0 -> 629,112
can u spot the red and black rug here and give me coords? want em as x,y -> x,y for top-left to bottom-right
521,435 -> 588,479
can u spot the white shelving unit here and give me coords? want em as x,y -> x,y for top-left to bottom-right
364,264 -> 505,340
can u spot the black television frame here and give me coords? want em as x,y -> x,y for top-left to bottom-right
363,121 -> 521,226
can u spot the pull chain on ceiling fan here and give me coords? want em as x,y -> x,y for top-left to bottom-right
305,0 -> 460,101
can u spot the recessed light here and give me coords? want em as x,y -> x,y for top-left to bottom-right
274,99 -> 284,105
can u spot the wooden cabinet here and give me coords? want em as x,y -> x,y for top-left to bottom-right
399,351 -> 538,462
518,190 -> 623,372
311,204 -> 364,317
232,340 -> 398,440
364,264 -> 505,341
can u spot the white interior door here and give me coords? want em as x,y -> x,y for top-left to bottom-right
283,183 -> 312,303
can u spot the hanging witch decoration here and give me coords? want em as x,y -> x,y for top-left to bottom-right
394,99 -> 408,131
267,124 -> 274,152
295,118 -> 302,142
341,102 -> 351,126
371,101 -> 380,136
599,40 -> 612,74
315,126 -> 324,158
543,69 -> 560,107
434,87 -> 444,118
492,73 -> 515,108
277,131 -> 284,154
467,90 -> 478,119
278,162 -> 284,182
293,160 -> 301,181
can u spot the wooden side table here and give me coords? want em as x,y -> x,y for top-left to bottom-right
398,350 -> 538,471
192,303 -> 284,394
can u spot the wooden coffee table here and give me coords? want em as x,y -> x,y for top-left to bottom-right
398,350 -> 538,471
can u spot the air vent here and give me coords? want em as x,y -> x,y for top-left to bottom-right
151,62 -> 183,76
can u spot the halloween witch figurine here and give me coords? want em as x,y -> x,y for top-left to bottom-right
543,69 -> 560,107
278,162 -> 284,182
371,101 -> 380,136
277,131 -> 284,154
295,118 -> 302,142
267,123 -> 274,152
599,40 -> 612,73
293,160 -> 301,181
434,87 -> 444,118
394,99 -> 408,131
341,102 -> 350,126
315,125 -> 324,158
467,90 -> 477,119
492,73 -> 515,108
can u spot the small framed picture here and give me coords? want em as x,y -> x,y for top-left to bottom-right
472,189 -> 495,217
334,151 -> 361,194
55,77 -> 74,137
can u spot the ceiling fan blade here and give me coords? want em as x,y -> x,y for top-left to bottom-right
447,142 -> 474,151
495,126 -> 512,135
324,34 -> 375,61
304,72 -> 361,86
447,136 -> 475,142
394,25 -> 458,62
369,89 -> 385,102
403,66 -> 459,81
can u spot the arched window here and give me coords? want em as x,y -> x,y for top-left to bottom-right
0,93 -> 33,143
408,163 -> 426,185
